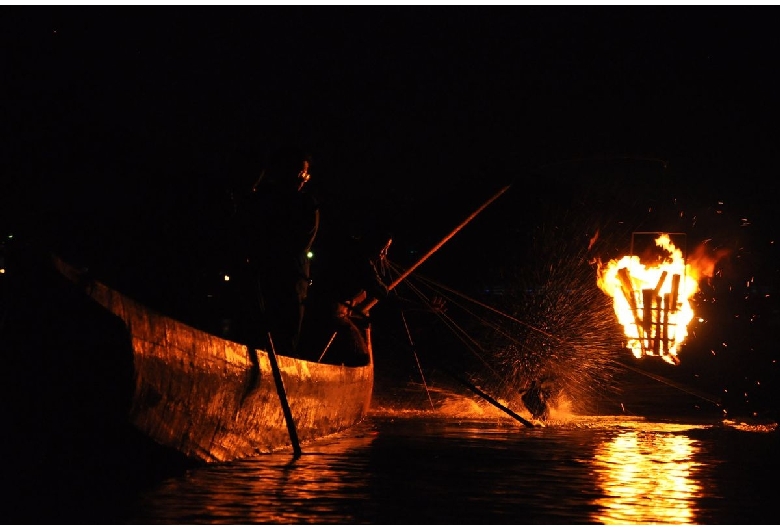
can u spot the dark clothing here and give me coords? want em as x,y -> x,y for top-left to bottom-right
241,179 -> 319,356
315,234 -> 389,308
300,233 -> 389,366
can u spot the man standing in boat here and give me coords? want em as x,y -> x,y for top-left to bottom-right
241,144 -> 320,357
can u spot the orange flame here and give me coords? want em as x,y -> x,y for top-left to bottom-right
596,234 -> 724,365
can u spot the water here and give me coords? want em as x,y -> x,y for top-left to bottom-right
103,406 -> 776,525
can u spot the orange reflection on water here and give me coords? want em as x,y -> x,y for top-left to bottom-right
592,430 -> 701,524
139,430 -> 378,524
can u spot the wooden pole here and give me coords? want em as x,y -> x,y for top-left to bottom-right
653,293 -> 662,356
443,368 -> 535,428
653,270 -> 668,294
642,289 -> 654,355
663,293 -> 671,356
617,267 -> 644,344
317,331 -> 338,362
362,184 -> 511,313
267,333 -> 302,457
670,273 -> 680,313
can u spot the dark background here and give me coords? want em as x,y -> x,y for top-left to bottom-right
4,9 -> 779,245
3,8 -> 779,416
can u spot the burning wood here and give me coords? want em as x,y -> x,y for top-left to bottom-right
670,273 -> 680,314
596,233 -> 720,365
617,267 -> 643,341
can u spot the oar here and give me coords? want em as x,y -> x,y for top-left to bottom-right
442,368 -> 535,428
362,183 -> 511,313
267,333 -> 302,457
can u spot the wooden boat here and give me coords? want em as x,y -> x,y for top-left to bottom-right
0,252 -> 362,472
3,247 -> 374,464
1,185 -> 510,475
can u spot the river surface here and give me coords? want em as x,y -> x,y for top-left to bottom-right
97,405 -> 776,525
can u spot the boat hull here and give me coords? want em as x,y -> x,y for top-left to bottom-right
1,246 -> 373,468
51,256 -> 374,463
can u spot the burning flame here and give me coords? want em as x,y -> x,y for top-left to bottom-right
596,233 -> 721,365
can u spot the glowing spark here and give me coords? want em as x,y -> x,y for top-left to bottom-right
588,229 -> 600,251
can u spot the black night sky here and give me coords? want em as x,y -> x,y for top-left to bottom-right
3,10 -> 777,225
3,9 -> 779,416
5,9 -> 780,244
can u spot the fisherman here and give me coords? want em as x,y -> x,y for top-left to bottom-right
240,144 -> 320,357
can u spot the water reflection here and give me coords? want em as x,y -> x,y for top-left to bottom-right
118,415 -> 777,524
592,429 -> 701,524
127,428 -> 379,524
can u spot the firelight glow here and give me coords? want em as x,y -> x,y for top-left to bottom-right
596,233 -> 716,365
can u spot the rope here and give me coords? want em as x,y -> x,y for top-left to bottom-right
616,360 -> 722,408
386,259 -> 534,385
386,260 -> 722,412
399,311 -> 435,410
384,260 -> 518,398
